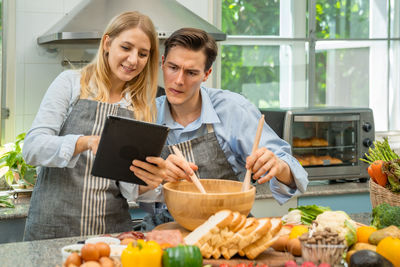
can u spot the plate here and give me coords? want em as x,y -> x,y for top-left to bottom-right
61,244 -> 84,262
85,236 -> 121,245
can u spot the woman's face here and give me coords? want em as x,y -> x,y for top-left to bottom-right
103,27 -> 151,88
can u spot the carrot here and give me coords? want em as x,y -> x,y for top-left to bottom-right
370,160 -> 388,187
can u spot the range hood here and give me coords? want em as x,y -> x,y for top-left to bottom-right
37,0 -> 226,45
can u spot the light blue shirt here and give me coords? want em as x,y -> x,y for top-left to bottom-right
156,86 -> 309,204
22,70 -> 140,202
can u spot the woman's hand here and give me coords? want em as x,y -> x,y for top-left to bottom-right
74,135 -> 100,156
87,136 -> 100,155
246,147 -> 295,187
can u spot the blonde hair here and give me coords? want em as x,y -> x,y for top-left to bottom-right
80,11 -> 159,122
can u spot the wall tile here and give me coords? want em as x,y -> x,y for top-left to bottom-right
16,11 -> 25,64
15,63 -> 25,116
15,115 -> 25,138
22,12 -> 64,64
16,0 -> 24,12
24,63 -> 63,115
23,115 -> 36,133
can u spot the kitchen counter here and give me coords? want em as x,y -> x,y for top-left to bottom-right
0,180 -> 370,220
0,211 -> 371,267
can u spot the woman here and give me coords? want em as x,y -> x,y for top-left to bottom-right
22,11 -> 165,240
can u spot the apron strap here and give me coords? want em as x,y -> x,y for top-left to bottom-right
206,124 -> 214,133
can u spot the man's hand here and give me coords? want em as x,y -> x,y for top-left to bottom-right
162,154 -> 198,182
246,147 -> 295,187
130,157 -> 166,189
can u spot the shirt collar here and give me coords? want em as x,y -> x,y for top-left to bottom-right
159,86 -> 221,130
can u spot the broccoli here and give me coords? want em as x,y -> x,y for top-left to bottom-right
371,203 -> 400,229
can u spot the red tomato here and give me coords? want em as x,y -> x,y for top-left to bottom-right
235,264 -> 247,267
219,264 -> 230,267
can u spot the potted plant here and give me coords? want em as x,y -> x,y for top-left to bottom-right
0,133 -> 37,190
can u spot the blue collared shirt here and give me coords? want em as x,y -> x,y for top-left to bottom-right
156,86 -> 309,204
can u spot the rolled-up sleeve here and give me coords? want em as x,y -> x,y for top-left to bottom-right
23,70 -> 82,168
208,87 -> 309,205
269,154 -> 309,204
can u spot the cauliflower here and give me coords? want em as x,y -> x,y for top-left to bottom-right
282,209 -> 302,225
314,211 -> 357,246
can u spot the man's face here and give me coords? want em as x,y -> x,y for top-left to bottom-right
162,46 -> 212,108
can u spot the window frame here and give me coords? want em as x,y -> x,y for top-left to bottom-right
217,0 -> 400,131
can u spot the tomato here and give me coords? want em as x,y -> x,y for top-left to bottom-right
219,264 -> 230,267
235,264 -> 247,267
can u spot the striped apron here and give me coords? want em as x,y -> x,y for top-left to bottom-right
24,99 -> 133,241
140,124 -> 241,230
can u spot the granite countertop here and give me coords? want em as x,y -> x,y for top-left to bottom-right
254,179 -> 369,199
0,180 -> 370,220
0,212 -> 371,267
0,235 -> 85,267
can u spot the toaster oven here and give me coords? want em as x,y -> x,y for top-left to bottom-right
260,107 -> 375,181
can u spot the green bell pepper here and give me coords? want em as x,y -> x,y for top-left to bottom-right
162,244 -> 203,267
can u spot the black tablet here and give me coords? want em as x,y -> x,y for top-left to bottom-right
91,115 -> 169,185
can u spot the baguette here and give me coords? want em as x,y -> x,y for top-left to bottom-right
243,218 -> 283,260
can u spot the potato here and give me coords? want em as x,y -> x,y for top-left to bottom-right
351,242 -> 377,252
368,225 -> 400,245
271,234 -> 289,251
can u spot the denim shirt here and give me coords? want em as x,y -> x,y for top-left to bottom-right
156,86 -> 309,204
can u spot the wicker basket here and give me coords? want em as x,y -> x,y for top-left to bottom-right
369,178 -> 400,208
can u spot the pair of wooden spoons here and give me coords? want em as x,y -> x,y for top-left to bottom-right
172,115 -> 265,194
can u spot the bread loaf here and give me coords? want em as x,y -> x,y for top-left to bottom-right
242,218 -> 283,260
184,209 -> 233,250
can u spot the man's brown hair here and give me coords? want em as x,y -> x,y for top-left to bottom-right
163,28 -> 218,71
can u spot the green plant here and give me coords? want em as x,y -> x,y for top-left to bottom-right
0,133 -> 36,188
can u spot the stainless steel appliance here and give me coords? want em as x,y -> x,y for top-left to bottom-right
261,107 -> 374,180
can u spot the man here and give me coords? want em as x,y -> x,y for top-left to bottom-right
132,28 -> 308,229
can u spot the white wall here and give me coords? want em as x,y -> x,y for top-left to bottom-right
5,0 -> 211,143
6,0 -> 82,142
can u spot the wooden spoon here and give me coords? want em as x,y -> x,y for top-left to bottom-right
172,146 -> 207,194
242,115 -> 265,192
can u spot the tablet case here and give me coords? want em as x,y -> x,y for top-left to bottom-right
91,115 -> 169,185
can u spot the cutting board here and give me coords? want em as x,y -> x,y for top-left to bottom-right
154,222 -> 295,266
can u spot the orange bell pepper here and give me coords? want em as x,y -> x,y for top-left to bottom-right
369,160 -> 387,187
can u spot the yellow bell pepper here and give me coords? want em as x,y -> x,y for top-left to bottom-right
121,239 -> 163,267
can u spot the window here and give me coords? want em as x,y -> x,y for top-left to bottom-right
219,0 -> 400,131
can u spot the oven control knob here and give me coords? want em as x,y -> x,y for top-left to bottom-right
363,122 -> 372,132
363,138 -> 373,147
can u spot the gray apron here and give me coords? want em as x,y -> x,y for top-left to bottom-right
24,99 -> 133,241
139,124 -> 240,231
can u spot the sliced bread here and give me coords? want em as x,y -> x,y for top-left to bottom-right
243,218 -> 283,260
220,217 -> 259,259
184,209 -> 233,255
237,217 -> 272,256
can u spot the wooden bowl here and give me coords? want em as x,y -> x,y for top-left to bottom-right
163,179 -> 256,231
